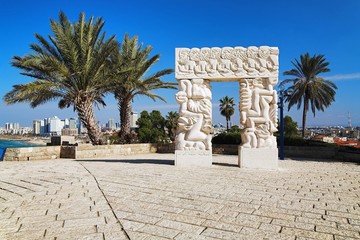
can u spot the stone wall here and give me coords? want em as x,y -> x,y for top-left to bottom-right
61,144 -> 159,159
212,144 -> 238,155
284,146 -> 360,163
3,146 -> 61,161
3,144 -> 359,163
284,146 -> 336,159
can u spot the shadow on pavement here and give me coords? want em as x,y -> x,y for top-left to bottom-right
76,159 -> 175,165
212,162 -> 238,167
285,157 -> 360,165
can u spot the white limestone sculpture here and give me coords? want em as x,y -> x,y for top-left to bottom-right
239,78 -> 278,149
175,79 -> 212,151
175,46 -> 279,169
176,46 -> 279,80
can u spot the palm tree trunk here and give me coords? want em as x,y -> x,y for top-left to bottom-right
302,98 -> 308,138
75,99 -> 103,145
118,96 -> 132,143
226,116 -> 230,131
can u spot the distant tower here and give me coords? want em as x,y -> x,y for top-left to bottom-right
348,112 -> 352,128
130,112 -> 138,129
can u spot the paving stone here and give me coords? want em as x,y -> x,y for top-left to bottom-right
258,222 -> 282,233
163,212 -> 206,225
316,225 -> 360,238
45,225 -> 97,238
220,214 -> 261,229
102,231 -> 129,240
272,218 -> 315,231
281,227 -> 333,240
63,217 -> 106,228
240,227 -> 295,240
202,219 -> 243,233
156,219 -> 205,234
174,232 -> 219,240
138,224 -> 180,238
3,229 -> 46,240
201,227 -> 247,240
124,213 -> 161,225
56,232 -> 104,240
1,154 -> 360,240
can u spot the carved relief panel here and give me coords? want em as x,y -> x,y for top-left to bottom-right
176,46 -> 278,81
175,79 -> 212,151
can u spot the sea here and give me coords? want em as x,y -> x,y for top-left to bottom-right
0,139 -> 40,149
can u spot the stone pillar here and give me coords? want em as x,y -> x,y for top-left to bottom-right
238,78 -> 278,170
175,46 -> 279,169
174,79 -> 213,167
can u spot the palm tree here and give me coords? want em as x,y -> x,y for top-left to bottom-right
219,96 -> 236,131
165,111 -> 179,142
3,12 -> 118,144
280,53 -> 337,137
111,34 -> 176,143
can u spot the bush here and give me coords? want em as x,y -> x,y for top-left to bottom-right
212,132 -> 241,145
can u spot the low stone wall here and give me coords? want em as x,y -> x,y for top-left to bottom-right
212,144 -> 238,155
3,143 -> 359,163
284,146 -> 360,162
61,143 -> 159,159
3,146 -> 61,161
335,149 -> 360,162
284,146 -> 336,159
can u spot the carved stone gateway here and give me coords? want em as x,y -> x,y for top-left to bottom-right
175,46 -> 279,169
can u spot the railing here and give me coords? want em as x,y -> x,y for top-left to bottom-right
0,148 -> 6,161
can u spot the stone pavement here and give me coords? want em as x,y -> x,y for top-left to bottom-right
0,154 -> 359,240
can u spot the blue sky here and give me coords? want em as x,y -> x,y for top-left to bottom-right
1,0 -> 359,127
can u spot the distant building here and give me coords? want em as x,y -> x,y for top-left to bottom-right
108,118 -> 115,130
69,118 -> 77,129
33,120 -> 42,135
49,116 -> 64,135
5,123 -> 13,130
130,112 -> 138,129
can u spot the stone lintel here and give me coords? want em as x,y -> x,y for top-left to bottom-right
175,46 -> 279,82
175,150 -> 212,167
238,146 -> 278,170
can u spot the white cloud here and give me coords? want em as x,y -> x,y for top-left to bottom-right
326,73 -> 360,81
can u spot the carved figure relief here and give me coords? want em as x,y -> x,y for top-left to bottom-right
239,78 -> 278,149
175,46 -> 279,152
176,46 -> 279,81
175,79 -> 212,151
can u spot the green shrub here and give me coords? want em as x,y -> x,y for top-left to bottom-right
212,132 -> 241,145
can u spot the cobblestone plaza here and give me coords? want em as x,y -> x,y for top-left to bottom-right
0,154 -> 359,239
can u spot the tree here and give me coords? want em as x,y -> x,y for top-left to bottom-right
219,96 -> 236,131
137,110 -> 166,143
111,34 -> 176,143
165,111 -> 179,142
284,116 -> 299,138
280,53 -> 337,137
3,12 -> 118,145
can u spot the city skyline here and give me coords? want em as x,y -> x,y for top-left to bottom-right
1,0 -> 359,127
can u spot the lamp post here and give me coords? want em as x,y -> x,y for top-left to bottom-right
278,86 -> 285,160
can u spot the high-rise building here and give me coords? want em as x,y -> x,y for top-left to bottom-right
49,116 -> 64,135
130,112 -> 138,129
33,120 -> 42,135
108,118 -> 115,130
69,118 -> 77,129
13,123 -> 20,130
64,118 -> 70,128
5,123 -> 12,130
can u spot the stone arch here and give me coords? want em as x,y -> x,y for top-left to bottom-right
175,46 -> 279,169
